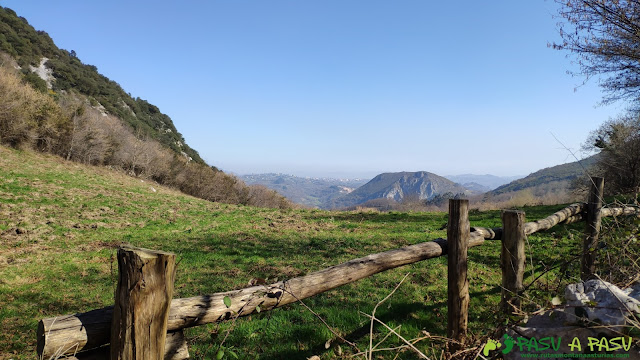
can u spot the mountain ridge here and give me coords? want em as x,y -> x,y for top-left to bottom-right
487,155 -> 599,197
330,171 -> 473,209
476,154 -> 601,206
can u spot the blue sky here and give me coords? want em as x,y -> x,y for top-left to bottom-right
2,0 -> 624,178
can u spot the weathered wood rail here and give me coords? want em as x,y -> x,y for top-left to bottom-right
37,177 -> 640,359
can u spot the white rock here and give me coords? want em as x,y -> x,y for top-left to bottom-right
565,279 -> 640,329
28,57 -> 54,89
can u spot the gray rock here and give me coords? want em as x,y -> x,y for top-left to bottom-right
499,280 -> 640,360
565,279 -> 640,330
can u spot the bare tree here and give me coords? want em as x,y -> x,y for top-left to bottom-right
553,0 -> 640,103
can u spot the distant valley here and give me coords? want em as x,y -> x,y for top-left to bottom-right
240,174 -> 369,209
243,171 -> 522,210
444,174 -> 522,193
244,156 -> 598,210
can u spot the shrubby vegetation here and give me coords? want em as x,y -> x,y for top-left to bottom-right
0,6 -> 202,162
577,113 -> 640,199
554,0 -> 640,200
0,54 -> 69,153
0,7 -> 290,210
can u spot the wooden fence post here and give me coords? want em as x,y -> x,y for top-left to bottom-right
582,176 -> 604,280
447,199 -> 469,347
501,210 -> 526,316
111,246 -> 176,360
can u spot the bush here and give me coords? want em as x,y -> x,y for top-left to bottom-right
247,185 -> 292,209
0,65 -> 69,151
22,71 -> 47,93
583,114 -> 640,198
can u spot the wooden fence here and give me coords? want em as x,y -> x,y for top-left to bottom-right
37,177 -> 640,359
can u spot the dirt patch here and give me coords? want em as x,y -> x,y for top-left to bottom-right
2,227 -> 27,236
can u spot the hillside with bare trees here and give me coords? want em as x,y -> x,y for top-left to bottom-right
0,6 -> 290,209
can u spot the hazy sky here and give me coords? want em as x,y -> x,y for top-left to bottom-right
2,1 -> 624,178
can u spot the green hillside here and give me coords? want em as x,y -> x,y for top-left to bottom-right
488,155 -> 599,196
0,6 -> 289,210
0,6 -> 202,162
0,146 -> 592,359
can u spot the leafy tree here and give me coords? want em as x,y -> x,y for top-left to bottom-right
583,113 -> 640,197
553,0 -> 640,104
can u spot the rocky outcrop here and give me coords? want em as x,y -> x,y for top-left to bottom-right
28,57 -> 54,89
329,171 -> 473,209
565,279 -> 640,330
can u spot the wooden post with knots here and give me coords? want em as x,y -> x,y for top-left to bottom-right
110,246 -> 176,360
447,199 -> 470,349
501,210 -> 526,316
582,176 -> 604,280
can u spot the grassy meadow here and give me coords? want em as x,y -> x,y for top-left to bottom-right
0,146 -> 588,359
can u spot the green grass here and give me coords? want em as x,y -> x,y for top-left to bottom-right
0,146 -> 588,360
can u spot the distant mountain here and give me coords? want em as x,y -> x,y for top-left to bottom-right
330,171 -> 473,209
445,174 -> 522,190
483,155 -> 600,201
457,182 -> 492,193
240,174 -> 369,209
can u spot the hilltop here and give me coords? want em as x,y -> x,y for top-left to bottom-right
481,154 -> 600,205
330,171 -> 473,209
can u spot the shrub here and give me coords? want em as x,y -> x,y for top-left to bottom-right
0,65 -> 68,151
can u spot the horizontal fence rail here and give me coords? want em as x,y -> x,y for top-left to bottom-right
37,185 -> 640,358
